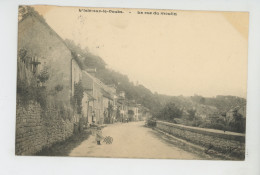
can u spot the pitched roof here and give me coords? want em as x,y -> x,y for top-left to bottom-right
19,10 -> 87,69
20,12 -> 71,52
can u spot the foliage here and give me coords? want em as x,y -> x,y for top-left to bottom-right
55,84 -> 63,92
73,81 -> 84,114
189,95 -> 246,115
195,111 -> 246,133
19,6 -> 47,25
155,102 -> 183,122
17,49 -> 48,109
37,66 -> 49,84
187,109 -> 196,120
17,81 -> 48,109
71,51 -> 86,70
199,97 -> 206,104
54,101 -> 73,121
18,49 -> 27,62
229,111 -> 246,133
17,48 -> 72,120
146,118 -> 157,127
65,40 -> 106,70
199,121 -> 226,131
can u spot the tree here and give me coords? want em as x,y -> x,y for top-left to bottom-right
73,81 -> 84,114
229,110 -> 245,133
199,97 -> 206,104
19,6 -> 46,24
156,102 -> 183,121
187,109 -> 196,120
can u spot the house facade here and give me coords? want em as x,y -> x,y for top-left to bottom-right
82,71 -> 118,125
18,10 -> 145,128
127,103 -> 139,121
16,9 -> 84,154
18,13 -> 83,123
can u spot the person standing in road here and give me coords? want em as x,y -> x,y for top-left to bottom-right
96,127 -> 103,145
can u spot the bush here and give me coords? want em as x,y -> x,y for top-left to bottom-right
210,123 -> 226,130
155,102 -> 183,121
73,81 -> 84,114
229,114 -> 246,133
199,122 -> 209,129
17,49 -> 73,121
146,118 -> 157,127
187,109 -> 196,120
17,82 -> 47,109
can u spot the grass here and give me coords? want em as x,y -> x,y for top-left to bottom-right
35,130 -> 91,156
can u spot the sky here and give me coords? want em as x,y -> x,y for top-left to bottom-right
33,6 -> 249,98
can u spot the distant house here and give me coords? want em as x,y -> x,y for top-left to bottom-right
18,12 -> 82,122
119,91 -> 125,99
117,91 -> 129,122
137,105 -> 150,121
127,101 -> 139,121
82,71 -> 117,124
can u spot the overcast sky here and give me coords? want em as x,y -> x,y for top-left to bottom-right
34,6 -> 248,98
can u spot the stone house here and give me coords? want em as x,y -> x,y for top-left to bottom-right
82,71 -> 117,125
18,12 -> 84,125
102,90 -> 114,123
138,106 -> 151,121
102,84 -> 117,123
117,91 -> 128,122
16,10 -> 83,154
127,102 -> 139,121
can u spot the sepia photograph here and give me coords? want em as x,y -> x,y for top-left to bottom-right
16,5 -> 248,160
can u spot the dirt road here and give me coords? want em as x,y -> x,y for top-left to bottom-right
69,121 -> 200,159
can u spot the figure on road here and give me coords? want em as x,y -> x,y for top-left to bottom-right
96,127 -> 104,145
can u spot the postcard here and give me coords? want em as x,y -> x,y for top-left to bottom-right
16,5 -> 248,160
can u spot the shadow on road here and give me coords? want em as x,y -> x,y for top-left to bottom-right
36,130 -> 91,156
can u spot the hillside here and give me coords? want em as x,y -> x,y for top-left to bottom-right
65,39 -> 163,114
21,6 -> 246,118
65,40 -> 246,118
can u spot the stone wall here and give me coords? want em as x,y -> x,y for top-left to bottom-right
156,121 -> 245,160
15,102 -> 74,155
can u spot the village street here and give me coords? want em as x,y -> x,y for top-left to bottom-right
69,122 -> 200,159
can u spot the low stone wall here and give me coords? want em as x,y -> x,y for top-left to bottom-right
16,102 -> 74,155
156,121 -> 245,160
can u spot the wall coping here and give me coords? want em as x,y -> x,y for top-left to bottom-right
156,120 -> 245,142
